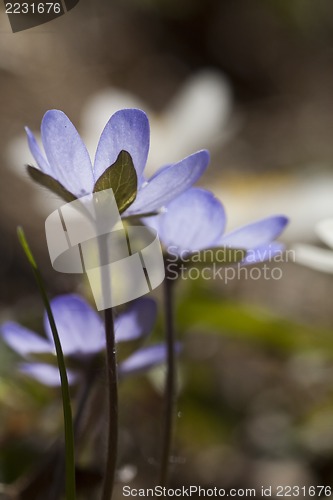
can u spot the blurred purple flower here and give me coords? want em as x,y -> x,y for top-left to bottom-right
26,109 -> 209,215
146,188 -> 288,264
1,294 -> 169,386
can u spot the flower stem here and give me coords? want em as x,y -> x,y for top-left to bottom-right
101,306 -> 118,500
159,275 -> 176,487
17,227 -> 76,500
97,234 -> 118,500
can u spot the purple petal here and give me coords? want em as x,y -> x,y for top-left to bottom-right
1,322 -> 52,357
94,109 -> 150,180
19,363 -> 78,386
25,127 -> 52,174
219,216 -> 288,249
153,188 -> 225,253
41,110 -> 94,197
242,242 -> 285,265
44,294 -> 104,356
119,343 -> 181,378
114,298 -> 157,343
125,150 -> 210,215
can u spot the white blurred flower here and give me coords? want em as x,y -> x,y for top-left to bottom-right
293,218 -> 333,273
82,70 -> 233,175
213,172 -> 333,242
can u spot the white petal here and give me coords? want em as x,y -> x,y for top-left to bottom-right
293,244 -> 333,273
316,218 -> 333,249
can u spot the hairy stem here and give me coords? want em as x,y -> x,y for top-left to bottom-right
101,307 -> 118,500
97,234 -> 118,500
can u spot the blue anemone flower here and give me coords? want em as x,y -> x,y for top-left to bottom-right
26,109 -> 209,215
1,294 -> 167,386
145,187 -> 288,264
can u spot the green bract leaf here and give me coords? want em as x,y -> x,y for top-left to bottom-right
93,150 -> 137,214
27,166 -> 77,204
